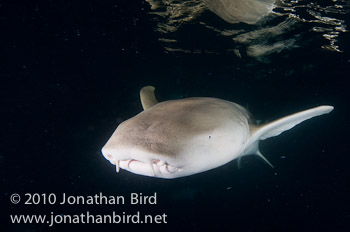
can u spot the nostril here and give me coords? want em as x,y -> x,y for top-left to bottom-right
105,154 -> 114,162
104,154 -> 116,165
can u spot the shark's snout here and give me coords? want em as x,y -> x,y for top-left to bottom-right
102,148 -> 181,178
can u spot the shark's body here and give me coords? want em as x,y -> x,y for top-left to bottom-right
101,86 -> 333,179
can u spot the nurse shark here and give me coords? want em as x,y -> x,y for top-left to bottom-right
101,86 -> 333,179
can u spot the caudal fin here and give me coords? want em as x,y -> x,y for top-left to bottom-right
252,105 -> 334,141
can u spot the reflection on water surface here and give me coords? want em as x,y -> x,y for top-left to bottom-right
145,0 -> 348,58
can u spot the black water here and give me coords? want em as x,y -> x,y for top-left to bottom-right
2,0 -> 350,231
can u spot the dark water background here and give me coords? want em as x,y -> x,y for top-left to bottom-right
1,0 -> 350,231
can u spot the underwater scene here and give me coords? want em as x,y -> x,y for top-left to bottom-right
2,0 -> 350,231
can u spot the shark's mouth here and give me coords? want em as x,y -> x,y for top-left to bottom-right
107,157 -> 181,177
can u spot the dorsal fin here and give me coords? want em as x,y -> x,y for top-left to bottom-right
140,86 -> 159,110
251,105 -> 334,141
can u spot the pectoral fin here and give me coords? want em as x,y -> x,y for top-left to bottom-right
252,105 -> 334,141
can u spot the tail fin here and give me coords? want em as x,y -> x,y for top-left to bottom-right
251,105 -> 334,141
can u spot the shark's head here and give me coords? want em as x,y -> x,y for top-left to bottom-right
100,98 -> 247,179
